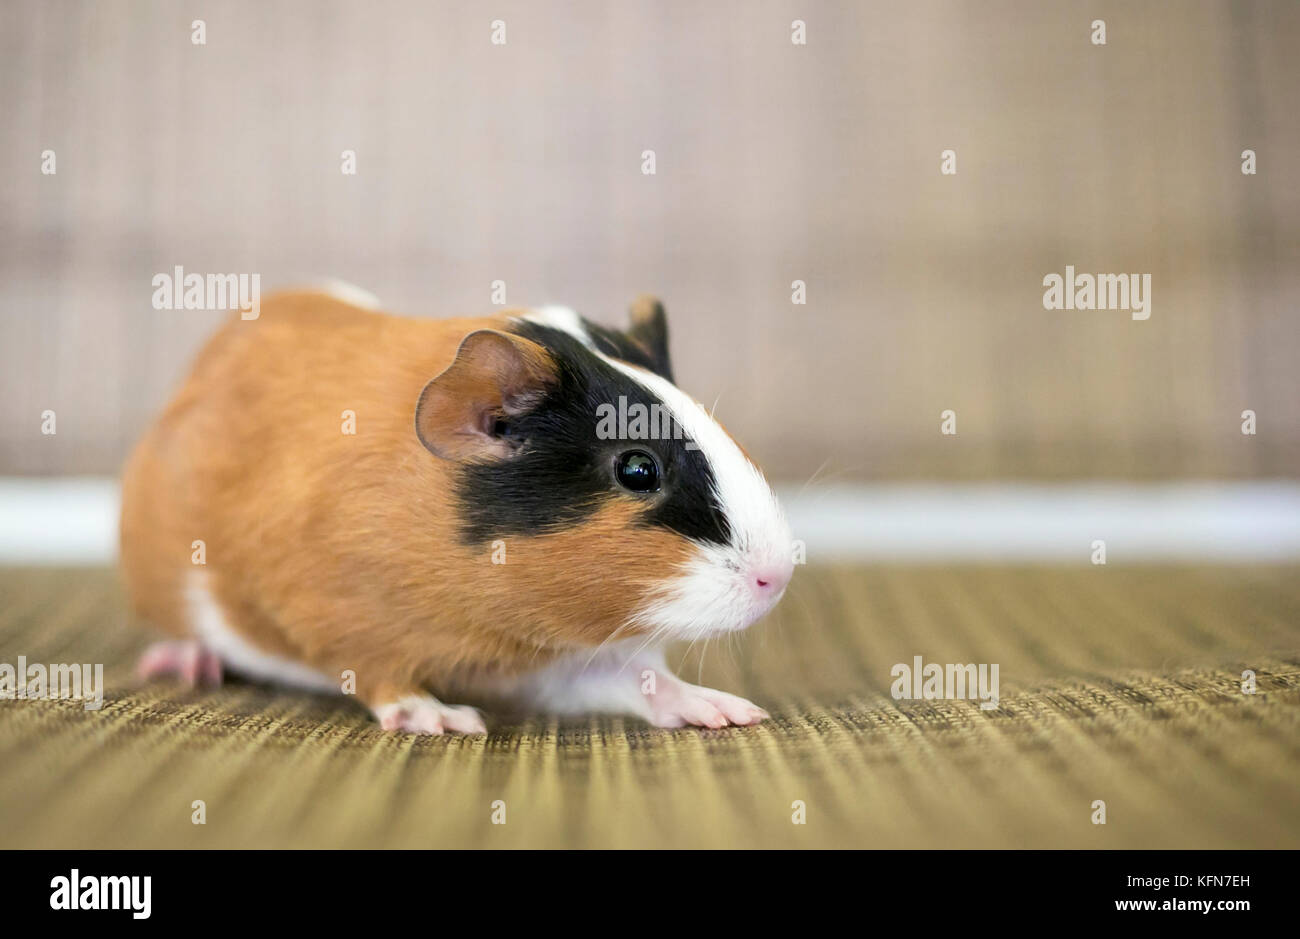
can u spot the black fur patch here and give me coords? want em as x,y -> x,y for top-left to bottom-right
454,319 -> 730,548
583,320 -> 673,382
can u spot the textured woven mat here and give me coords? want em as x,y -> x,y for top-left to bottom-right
1,565 -> 1297,848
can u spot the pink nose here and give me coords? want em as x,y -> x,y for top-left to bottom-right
752,563 -> 793,595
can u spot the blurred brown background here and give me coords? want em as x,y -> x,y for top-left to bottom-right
2,0 -> 1297,481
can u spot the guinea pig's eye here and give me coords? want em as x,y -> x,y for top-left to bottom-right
614,450 -> 660,494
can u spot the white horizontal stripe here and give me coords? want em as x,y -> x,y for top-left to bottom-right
0,477 -> 1297,564
780,481 -> 1300,562
0,477 -> 120,564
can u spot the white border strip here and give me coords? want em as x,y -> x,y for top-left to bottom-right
779,481 -> 1300,562
0,478 -> 1297,565
0,478 -> 120,564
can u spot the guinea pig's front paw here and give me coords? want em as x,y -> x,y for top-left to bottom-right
371,695 -> 487,736
648,683 -> 770,730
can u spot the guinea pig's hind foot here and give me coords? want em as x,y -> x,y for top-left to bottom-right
136,639 -> 223,688
371,694 -> 487,736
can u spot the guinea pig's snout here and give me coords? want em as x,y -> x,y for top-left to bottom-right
749,559 -> 794,599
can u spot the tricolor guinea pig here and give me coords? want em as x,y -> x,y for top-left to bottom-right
120,288 -> 794,734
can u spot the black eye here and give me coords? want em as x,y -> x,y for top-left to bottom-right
614,450 -> 660,493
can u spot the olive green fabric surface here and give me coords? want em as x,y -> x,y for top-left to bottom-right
1,565 -> 1297,848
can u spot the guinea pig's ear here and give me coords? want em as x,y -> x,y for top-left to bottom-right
415,329 -> 555,461
627,295 -> 672,382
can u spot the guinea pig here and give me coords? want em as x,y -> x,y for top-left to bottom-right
120,287 -> 794,734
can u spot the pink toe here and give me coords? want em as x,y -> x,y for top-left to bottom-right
179,645 -> 202,685
199,651 -> 223,687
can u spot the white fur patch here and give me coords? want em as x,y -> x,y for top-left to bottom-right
482,640 -> 659,717
318,279 -> 382,310
478,644 -> 768,727
520,306 -> 593,346
185,570 -> 339,694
